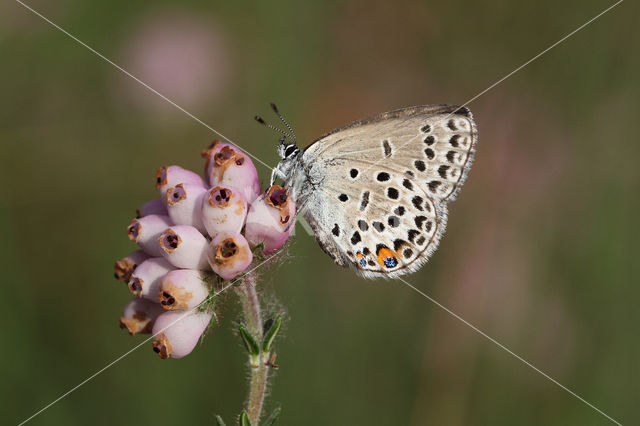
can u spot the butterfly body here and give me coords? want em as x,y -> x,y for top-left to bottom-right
273,104 -> 477,278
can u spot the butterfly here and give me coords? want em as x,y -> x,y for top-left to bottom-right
257,104 -> 477,278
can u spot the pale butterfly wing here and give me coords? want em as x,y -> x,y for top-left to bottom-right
292,104 -> 477,278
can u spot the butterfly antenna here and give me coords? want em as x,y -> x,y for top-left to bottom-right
270,102 -> 297,144
254,115 -> 294,141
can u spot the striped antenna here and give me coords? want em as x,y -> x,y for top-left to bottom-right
254,115 -> 293,141
270,103 -> 297,144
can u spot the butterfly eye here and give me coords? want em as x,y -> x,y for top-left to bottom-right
284,145 -> 297,157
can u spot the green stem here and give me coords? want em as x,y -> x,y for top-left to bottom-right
236,271 -> 269,425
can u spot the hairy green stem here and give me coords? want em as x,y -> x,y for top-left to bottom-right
236,271 -> 269,425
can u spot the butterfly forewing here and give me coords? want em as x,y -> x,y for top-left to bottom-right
291,104 -> 477,278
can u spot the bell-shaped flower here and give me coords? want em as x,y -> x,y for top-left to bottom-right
202,141 -> 260,203
206,232 -> 253,280
158,269 -> 210,310
165,183 -> 207,233
201,185 -> 248,238
128,257 -> 174,300
158,226 -> 209,270
120,297 -> 164,335
245,185 -> 296,253
127,215 -> 172,257
156,165 -> 206,195
152,310 -> 212,359
114,249 -> 149,283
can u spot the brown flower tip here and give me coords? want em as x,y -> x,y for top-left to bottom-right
214,146 -> 235,166
159,229 -> 181,253
120,310 -> 152,335
114,258 -> 136,282
208,186 -> 232,207
267,186 -> 292,224
202,140 -> 221,175
158,284 -> 192,311
152,334 -> 172,359
166,184 -> 187,206
216,239 -> 238,261
127,219 -> 141,242
201,140 -> 221,158
159,290 -> 177,309
156,166 -> 168,189
267,186 -> 288,208
128,277 -> 143,296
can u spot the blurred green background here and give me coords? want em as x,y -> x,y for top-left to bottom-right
1,0 -> 638,424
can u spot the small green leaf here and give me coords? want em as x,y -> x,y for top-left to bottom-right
240,411 -> 252,426
239,323 -> 261,357
262,315 -> 283,352
215,415 -> 227,426
261,407 -> 281,426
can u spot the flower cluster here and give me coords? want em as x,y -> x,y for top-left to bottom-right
115,141 -> 296,359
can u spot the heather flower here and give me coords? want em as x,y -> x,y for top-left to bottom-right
128,257 -> 175,299
127,214 -> 173,257
158,269 -> 209,310
158,226 -> 209,270
152,310 -> 212,359
245,185 -> 296,253
120,297 -> 165,335
202,141 -> 260,202
114,249 -> 149,282
201,185 -> 248,236
207,232 -> 253,280
165,183 -> 207,233
156,165 -> 206,195
114,130 -> 291,422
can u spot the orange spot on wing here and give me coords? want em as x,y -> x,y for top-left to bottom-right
377,248 -> 398,268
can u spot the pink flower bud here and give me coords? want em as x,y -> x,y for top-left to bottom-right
136,198 -> 168,218
158,226 -> 209,270
128,257 -> 175,300
165,183 -> 207,233
206,232 -> 253,280
158,269 -> 209,310
156,165 -> 206,195
127,215 -> 173,257
245,186 -> 296,253
114,249 -> 150,282
201,185 -> 248,237
152,310 -> 212,359
202,141 -> 260,203
120,297 -> 164,335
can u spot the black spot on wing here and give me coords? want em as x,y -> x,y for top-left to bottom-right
438,165 -> 450,179
351,231 -> 361,245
